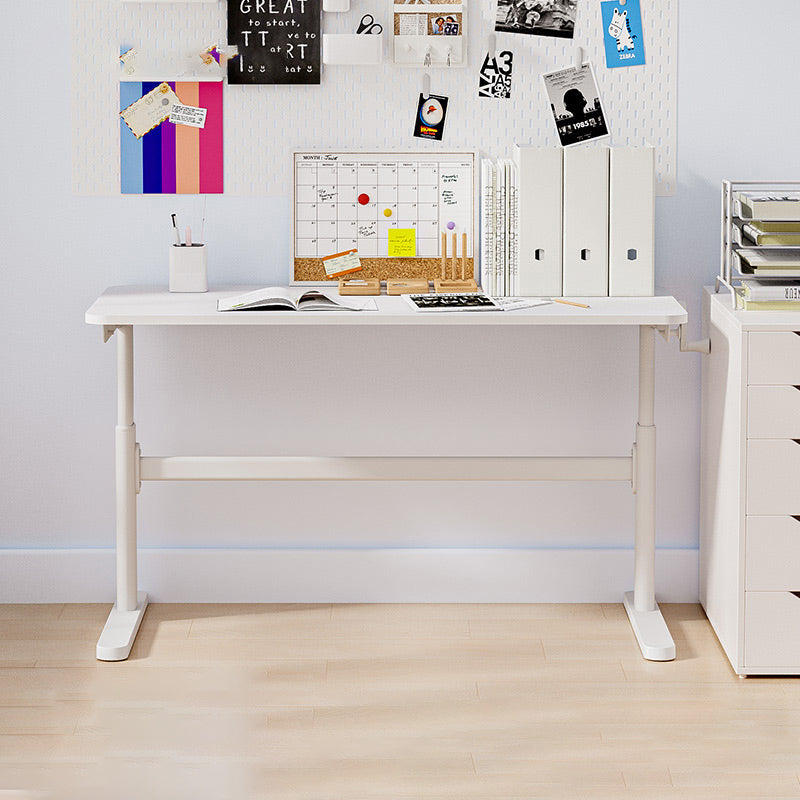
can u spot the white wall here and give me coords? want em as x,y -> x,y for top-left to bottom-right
3,0 -> 792,602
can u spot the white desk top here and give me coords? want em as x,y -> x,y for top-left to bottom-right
86,286 -> 688,327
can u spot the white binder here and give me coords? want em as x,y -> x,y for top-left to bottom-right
609,147 -> 655,296
562,147 -> 609,297
515,147 -> 563,297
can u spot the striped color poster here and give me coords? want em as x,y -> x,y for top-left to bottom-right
120,80 -> 223,194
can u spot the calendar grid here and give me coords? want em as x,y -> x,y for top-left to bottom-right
294,152 -> 475,281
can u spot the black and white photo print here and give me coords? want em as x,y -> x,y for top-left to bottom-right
541,63 -> 610,146
495,0 -> 577,38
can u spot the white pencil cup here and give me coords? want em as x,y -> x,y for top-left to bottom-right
169,244 -> 208,293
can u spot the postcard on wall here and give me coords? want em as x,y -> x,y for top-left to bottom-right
495,0 -> 577,39
478,50 -> 513,98
228,0 -> 321,84
413,94 -> 448,140
601,0 -> 646,67
541,62 -> 609,147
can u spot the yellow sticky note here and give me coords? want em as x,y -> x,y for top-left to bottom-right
388,228 -> 417,257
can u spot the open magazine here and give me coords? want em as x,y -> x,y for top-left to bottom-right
217,287 -> 376,312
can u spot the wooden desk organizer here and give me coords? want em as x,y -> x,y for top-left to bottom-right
386,279 -> 430,295
436,231 -> 479,293
338,278 -> 381,295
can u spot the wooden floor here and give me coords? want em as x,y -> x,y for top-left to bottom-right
1,603 -> 799,799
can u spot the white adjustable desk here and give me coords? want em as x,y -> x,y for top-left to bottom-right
86,286 -> 688,662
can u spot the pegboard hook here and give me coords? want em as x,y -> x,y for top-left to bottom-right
574,45 -> 584,68
423,46 -> 431,67
487,34 -> 496,57
422,72 -> 431,100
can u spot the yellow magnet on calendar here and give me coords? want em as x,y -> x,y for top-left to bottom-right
383,208 -> 393,217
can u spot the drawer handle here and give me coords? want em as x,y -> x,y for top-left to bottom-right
793,515 -> 800,523
793,592 -> 800,600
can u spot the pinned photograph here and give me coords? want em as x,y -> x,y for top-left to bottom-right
495,0 -> 577,39
413,94 -> 449,141
541,62 -> 610,147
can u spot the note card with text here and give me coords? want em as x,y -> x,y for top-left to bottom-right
388,229 -> 417,257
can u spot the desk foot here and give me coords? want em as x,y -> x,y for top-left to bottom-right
96,592 -> 149,661
623,591 -> 676,662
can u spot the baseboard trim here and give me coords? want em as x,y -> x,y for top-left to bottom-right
0,547 -> 698,603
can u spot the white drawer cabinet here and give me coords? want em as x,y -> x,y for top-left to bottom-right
701,289 -> 800,675
746,516 -> 800,590
748,331 -> 800,384
747,386 -> 800,438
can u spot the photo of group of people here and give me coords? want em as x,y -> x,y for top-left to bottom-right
495,0 -> 577,38
431,14 -> 460,35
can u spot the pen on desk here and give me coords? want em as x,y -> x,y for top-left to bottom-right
171,213 -> 181,246
185,226 -> 192,247
552,298 -> 590,309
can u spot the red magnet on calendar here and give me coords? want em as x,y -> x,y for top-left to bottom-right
358,193 -> 370,205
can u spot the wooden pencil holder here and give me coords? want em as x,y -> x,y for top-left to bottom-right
433,278 -> 479,294
386,279 -> 430,295
338,278 -> 381,295
437,230 -> 476,291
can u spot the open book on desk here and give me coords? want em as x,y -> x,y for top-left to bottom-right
217,287 -> 377,312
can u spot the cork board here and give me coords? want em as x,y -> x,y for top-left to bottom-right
293,152 -> 476,284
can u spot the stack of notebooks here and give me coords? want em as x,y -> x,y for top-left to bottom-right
735,280 -> 800,310
480,158 -> 518,296
734,191 -> 800,309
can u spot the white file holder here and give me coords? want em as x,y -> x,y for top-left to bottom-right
322,34 -> 383,65
323,0 -> 350,11
562,147 -> 610,297
609,147 -> 655,297
515,146 -> 564,298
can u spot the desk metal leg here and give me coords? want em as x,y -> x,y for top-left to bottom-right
96,325 -> 148,661
623,325 -> 676,661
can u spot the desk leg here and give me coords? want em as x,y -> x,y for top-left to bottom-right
623,325 -> 676,662
96,325 -> 148,661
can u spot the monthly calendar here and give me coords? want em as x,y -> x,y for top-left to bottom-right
293,152 -> 476,282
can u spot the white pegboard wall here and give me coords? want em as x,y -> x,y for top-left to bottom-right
71,0 -> 676,196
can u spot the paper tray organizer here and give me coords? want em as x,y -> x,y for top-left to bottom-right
718,180 -> 800,307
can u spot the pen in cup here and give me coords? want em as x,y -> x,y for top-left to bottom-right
171,213 -> 181,246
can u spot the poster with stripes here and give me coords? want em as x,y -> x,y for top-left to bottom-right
120,80 -> 223,194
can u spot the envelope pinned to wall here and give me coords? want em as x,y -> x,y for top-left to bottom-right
120,82 -> 181,139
